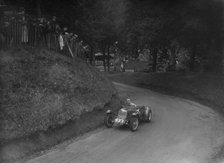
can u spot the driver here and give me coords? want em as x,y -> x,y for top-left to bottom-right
126,99 -> 137,108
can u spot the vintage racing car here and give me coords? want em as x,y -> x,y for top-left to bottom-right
104,99 -> 152,131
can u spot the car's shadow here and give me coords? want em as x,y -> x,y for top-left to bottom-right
116,125 -> 130,131
113,121 -> 154,132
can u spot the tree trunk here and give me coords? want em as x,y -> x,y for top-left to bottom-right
36,0 -> 42,17
214,35 -> 224,73
222,55 -> 224,74
169,46 -> 176,70
101,42 -> 107,71
107,44 -> 110,72
0,0 -> 5,5
103,53 -> 106,71
102,48 -> 106,71
135,47 -> 138,59
222,42 -> 224,74
152,48 -> 158,72
189,45 -> 196,71
89,46 -> 95,65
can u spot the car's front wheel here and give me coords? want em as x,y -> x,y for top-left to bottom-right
129,117 -> 139,131
104,114 -> 114,128
146,109 -> 152,122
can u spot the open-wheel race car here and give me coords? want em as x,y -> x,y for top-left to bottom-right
104,99 -> 152,131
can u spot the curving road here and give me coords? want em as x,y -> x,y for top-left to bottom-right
27,83 -> 224,163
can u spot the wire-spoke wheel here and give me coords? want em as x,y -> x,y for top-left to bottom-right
104,114 -> 114,128
129,117 -> 139,131
146,109 -> 152,122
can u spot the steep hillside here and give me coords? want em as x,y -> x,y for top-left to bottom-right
0,48 -> 116,142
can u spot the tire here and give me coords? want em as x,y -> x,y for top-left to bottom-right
129,117 -> 139,131
104,114 -> 114,128
146,109 -> 152,122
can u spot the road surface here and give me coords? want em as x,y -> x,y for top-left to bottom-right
27,83 -> 224,163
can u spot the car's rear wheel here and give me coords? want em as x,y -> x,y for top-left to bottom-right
104,114 -> 114,128
129,117 -> 139,131
146,109 -> 152,122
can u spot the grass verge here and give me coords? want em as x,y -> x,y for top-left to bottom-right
0,95 -> 123,163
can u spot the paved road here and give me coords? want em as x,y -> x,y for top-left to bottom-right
27,83 -> 224,163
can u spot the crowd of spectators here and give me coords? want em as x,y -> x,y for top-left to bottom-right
0,7 -> 87,58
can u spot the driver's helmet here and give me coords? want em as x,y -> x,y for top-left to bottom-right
126,98 -> 137,107
126,98 -> 131,103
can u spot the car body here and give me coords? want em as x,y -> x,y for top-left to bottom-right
104,104 -> 152,131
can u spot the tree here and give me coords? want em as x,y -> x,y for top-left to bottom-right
121,0 -> 172,71
175,0 -> 223,72
124,0 -> 223,72
75,0 -> 129,70
6,0 -> 223,72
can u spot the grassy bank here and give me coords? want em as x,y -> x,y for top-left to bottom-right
0,95 -> 123,163
109,72 -> 224,116
0,47 -> 121,162
0,48 -> 116,142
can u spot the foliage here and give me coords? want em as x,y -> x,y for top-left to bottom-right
4,0 -> 224,71
109,72 -> 224,115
